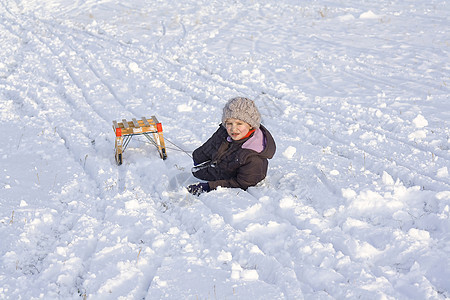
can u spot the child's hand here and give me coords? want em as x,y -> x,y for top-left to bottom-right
187,182 -> 210,196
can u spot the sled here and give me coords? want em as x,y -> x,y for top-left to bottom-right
112,116 -> 167,165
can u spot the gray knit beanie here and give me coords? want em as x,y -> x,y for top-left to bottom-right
222,97 -> 261,129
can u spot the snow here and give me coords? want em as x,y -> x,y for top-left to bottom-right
0,0 -> 449,299
413,114 -> 429,129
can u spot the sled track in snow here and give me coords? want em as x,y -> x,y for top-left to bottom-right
40,18 -> 222,119
0,3 -> 129,294
0,8 -> 112,184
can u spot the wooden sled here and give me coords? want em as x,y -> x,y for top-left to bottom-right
112,116 -> 167,165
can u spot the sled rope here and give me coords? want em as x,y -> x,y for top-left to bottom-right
133,135 -> 193,158
131,134 -> 192,158
136,136 -> 192,158
164,136 -> 193,159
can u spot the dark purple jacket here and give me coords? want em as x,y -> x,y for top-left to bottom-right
192,124 -> 276,190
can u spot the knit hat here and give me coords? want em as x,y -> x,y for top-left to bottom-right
222,97 -> 261,129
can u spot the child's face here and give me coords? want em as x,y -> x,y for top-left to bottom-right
225,118 -> 252,140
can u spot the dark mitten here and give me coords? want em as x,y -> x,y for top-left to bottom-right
187,182 -> 211,196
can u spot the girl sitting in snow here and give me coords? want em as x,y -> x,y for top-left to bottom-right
187,97 -> 276,195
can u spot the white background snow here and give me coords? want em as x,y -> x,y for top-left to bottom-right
1,0 -> 449,299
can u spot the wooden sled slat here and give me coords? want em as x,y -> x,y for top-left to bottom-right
142,117 -> 150,127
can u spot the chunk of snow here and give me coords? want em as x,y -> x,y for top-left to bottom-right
177,104 -> 192,112
283,146 -> 296,159
338,14 -> 355,21
408,130 -> 427,141
342,188 -> 357,199
360,10 -> 381,19
217,250 -> 232,262
382,171 -> 395,185
231,262 -> 243,280
279,196 -> 295,208
128,62 -> 141,72
436,167 -> 448,178
408,228 -> 430,241
241,269 -> 259,281
412,114 -> 428,128
330,170 -> 339,176
124,199 -> 139,210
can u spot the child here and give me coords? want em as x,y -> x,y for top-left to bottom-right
187,97 -> 276,195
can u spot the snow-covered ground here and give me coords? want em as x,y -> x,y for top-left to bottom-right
1,0 -> 449,298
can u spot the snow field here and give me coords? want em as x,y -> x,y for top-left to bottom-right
1,0 -> 449,299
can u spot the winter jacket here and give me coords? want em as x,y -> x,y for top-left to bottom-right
192,124 -> 276,190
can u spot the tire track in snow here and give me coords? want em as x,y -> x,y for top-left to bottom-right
40,14 -> 204,117
0,3 -> 113,132
301,104 -> 449,183
30,15 -> 240,121
0,11 -> 111,177
36,18 -> 139,117
43,19 -> 223,123
0,4 -> 114,184
28,27 -> 122,123
0,5 -> 148,296
0,5 -> 92,282
38,16 -> 234,103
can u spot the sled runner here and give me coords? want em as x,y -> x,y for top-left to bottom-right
112,116 -> 167,165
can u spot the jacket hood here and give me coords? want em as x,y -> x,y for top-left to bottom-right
242,124 -> 276,159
